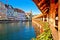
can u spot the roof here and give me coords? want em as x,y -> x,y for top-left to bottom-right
33,0 -> 58,14
5,4 -> 13,9
14,8 -> 25,13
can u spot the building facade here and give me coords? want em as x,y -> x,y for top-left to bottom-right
0,2 -> 7,20
14,8 -> 26,20
5,4 -> 15,20
25,12 -> 32,20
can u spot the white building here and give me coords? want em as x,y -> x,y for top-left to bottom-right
14,8 -> 26,20
5,4 -> 15,20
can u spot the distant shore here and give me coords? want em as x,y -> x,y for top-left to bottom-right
0,20 -> 32,23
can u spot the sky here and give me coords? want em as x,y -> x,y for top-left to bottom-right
0,0 -> 41,15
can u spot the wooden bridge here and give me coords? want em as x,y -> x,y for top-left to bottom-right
32,0 -> 60,40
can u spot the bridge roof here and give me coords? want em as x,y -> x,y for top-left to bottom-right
33,0 -> 58,14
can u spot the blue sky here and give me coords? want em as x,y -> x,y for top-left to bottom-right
0,0 -> 41,15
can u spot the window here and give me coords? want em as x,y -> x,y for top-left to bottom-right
0,4 -> 1,8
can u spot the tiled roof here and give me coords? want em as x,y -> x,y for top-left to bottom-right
14,8 -> 25,13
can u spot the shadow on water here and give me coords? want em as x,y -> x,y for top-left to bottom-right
0,21 -> 36,40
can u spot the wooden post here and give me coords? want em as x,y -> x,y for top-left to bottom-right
41,16 -> 43,21
43,15 -> 45,22
49,0 -> 58,40
58,0 -> 60,40
46,14 -> 48,22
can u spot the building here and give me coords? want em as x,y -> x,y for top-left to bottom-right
0,2 -> 7,20
25,11 -> 32,20
5,4 -> 15,20
0,12 -> 7,20
14,8 -> 26,20
0,2 -> 7,14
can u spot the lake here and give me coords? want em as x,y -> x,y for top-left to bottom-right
0,21 -> 36,40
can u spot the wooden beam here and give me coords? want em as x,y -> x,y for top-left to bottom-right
55,2 -> 58,9
58,0 -> 60,40
33,0 -> 39,4
49,0 -> 58,40
33,0 -> 43,13
42,9 -> 48,13
42,7 -> 48,11
38,0 -> 45,6
40,4 -> 46,10
42,7 -> 48,13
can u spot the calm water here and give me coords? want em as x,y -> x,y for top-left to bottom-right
0,21 -> 36,40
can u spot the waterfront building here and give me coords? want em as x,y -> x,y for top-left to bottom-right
5,4 -> 15,20
0,2 -> 7,14
14,8 -> 26,20
0,2 -> 7,20
0,12 -> 7,20
17,12 -> 26,20
13,11 -> 18,19
25,11 -> 32,20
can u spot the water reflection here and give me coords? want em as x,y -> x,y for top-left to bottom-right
0,21 -> 36,40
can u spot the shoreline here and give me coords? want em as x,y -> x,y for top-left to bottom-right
0,20 -> 32,23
